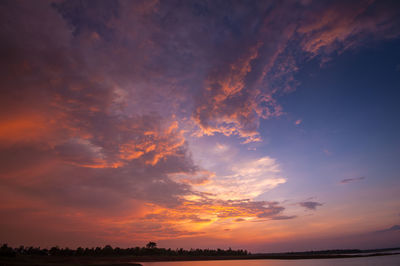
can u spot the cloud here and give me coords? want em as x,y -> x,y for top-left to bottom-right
323,149 -> 332,156
190,0 -> 400,142
295,119 -> 302,125
297,0 -> 400,56
0,0 -> 206,204
299,201 -> 323,210
194,156 -> 286,201
188,199 -> 288,221
340,176 -> 366,184
147,198 -> 288,221
270,215 -> 297,220
130,197 -> 292,240
375,225 -> 400,233
51,0 -> 119,37
190,2 -> 294,142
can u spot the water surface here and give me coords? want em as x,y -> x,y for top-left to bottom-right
138,254 -> 400,266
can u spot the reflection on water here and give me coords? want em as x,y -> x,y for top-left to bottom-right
138,254 -> 400,266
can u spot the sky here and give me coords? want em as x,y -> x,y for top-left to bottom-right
0,0 -> 400,252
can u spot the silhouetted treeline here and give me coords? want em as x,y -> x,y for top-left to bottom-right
257,247 -> 400,256
0,243 -> 249,257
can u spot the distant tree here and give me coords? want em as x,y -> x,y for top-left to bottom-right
0,244 -> 16,257
146,242 -> 157,249
102,245 -> 114,255
76,247 -> 84,256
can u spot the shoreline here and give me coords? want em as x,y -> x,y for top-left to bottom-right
134,252 -> 400,262
1,251 -> 399,265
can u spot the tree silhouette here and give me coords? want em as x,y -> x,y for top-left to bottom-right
0,242 -> 250,257
146,242 -> 157,249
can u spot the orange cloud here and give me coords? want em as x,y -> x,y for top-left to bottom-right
298,1 -> 400,55
118,120 -> 186,166
192,43 -> 278,142
121,197 -> 292,242
0,114 -> 55,145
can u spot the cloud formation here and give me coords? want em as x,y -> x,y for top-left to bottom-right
340,176 -> 366,184
375,225 -> 400,234
299,201 -> 323,210
190,156 -> 286,201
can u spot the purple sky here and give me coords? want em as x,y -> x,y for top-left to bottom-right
0,0 -> 399,252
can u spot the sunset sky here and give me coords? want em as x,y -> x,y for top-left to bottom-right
1,0 -> 400,252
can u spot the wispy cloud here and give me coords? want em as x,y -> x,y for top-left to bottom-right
375,225 -> 400,233
270,215 -> 297,220
194,156 -> 286,201
323,149 -> 332,156
299,201 -> 323,210
340,176 -> 366,184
